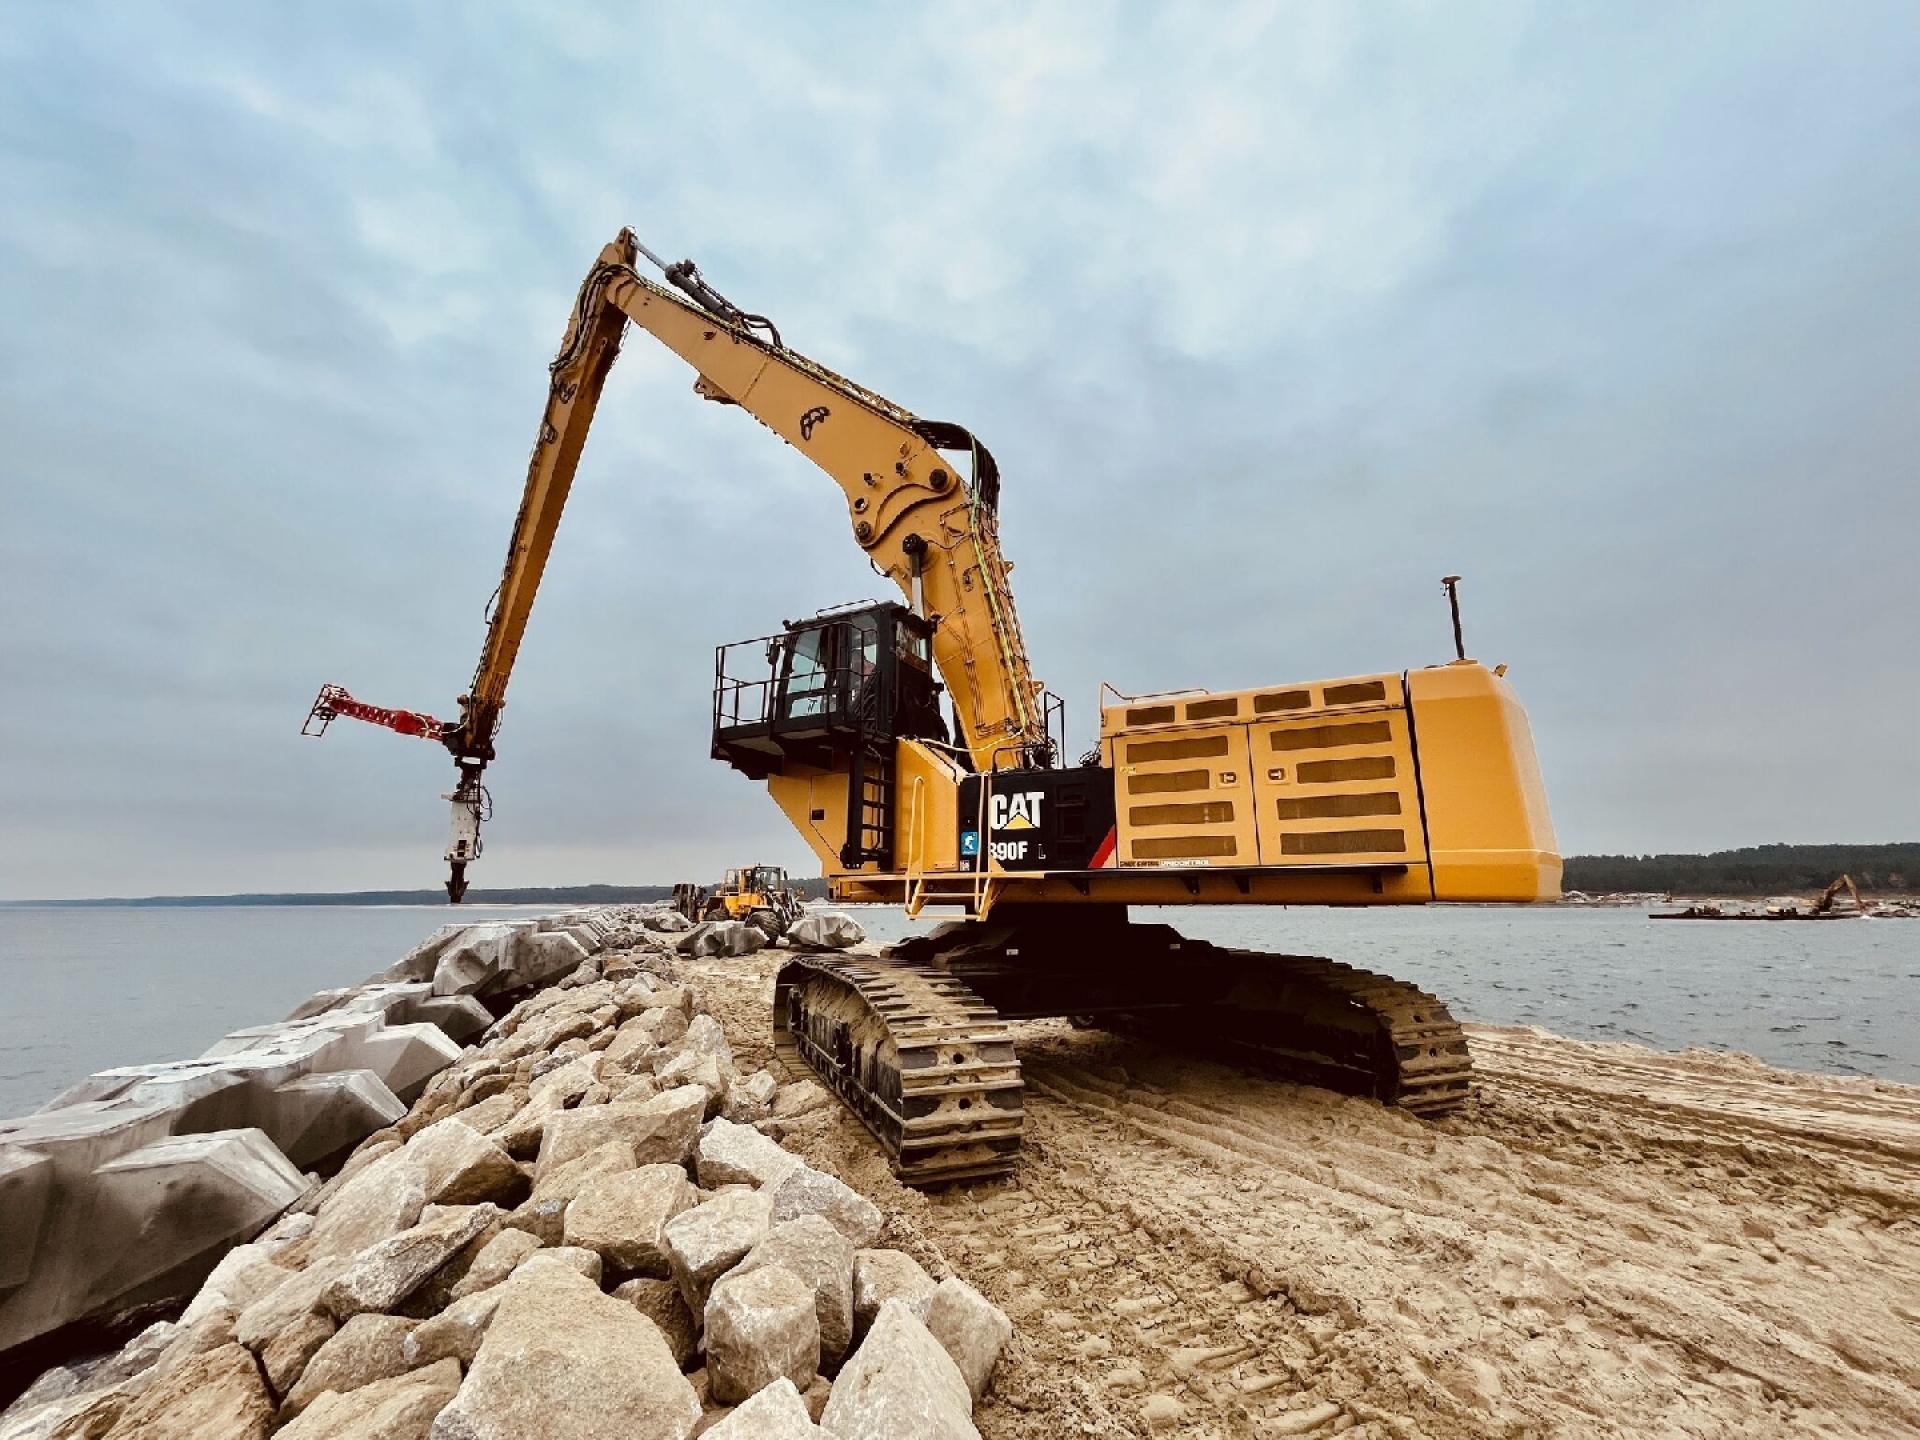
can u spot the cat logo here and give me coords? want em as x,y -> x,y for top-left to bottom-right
989,791 -> 1043,831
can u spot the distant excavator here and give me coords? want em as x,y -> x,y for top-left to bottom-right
310,230 -> 1561,1182
1810,874 -> 1863,914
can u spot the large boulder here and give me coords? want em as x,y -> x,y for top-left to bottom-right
562,1163 -> 695,1276
640,909 -> 694,933
234,1253 -> 351,1351
535,1087 -> 705,1176
768,1164 -> 882,1248
309,1152 -> 430,1260
699,1377 -> 824,1438
923,1277 -> 1012,1402
322,1204 -> 502,1319
612,1277 -> 699,1370
403,1286 -> 504,1368
705,1264 -> 820,1403
851,1250 -> 936,1343
695,1120 -> 802,1190
784,913 -> 865,952
279,1312 -> 418,1419
96,1342 -> 274,1440
732,1215 -> 856,1370
662,1188 -> 774,1312
819,1299 -> 977,1440
277,1356 -> 461,1440
448,1228 -> 543,1300
260,1309 -> 336,1396
400,1118 -> 523,1206
427,1261 -> 700,1440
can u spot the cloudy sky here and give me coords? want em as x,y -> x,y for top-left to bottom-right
2,3 -> 1915,900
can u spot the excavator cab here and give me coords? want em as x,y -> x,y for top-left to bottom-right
711,602 -> 944,780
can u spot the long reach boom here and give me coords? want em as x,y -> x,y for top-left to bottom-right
308,231 -> 1047,899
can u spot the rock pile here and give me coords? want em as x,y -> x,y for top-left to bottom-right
0,913 -> 613,1358
1,906 -> 1009,1440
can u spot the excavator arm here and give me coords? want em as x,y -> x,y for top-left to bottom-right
323,230 -> 1047,901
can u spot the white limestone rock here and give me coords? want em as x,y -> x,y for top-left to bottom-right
923,1277 -> 1012,1402
102,1342 -> 275,1440
563,1162 -> 695,1276
695,1119 -> 802,1190
705,1264 -> 820,1404
448,1227 -> 543,1300
851,1249 -> 937,1342
402,1117 -> 523,1206
323,1203 -> 502,1319
279,1311 -> 418,1419
663,1187 -> 775,1312
732,1216 -> 856,1370
277,1356 -> 461,1440
403,1286 -> 503,1368
768,1164 -> 882,1247
535,1085 -> 705,1176
700,1376 -> 825,1438
427,1262 -> 699,1440
309,1152 -> 430,1260
820,1299 -> 977,1440
612,1277 -> 699,1370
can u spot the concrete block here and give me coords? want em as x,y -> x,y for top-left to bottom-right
270,1070 -> 406,1168
0,1145 -> 53,1291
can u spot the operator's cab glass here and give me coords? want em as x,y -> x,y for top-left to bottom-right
712,602 -> 946,780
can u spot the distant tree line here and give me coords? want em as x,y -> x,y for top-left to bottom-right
1563,843 -> 1919,896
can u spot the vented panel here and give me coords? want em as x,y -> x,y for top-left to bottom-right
1297,756 -> 1396,783
1134,834 -> 1239,859
1268,721 -> 1393,752
1185,697 -> 1239,721
1281,829 -> 1407,855
1253,704 -> 1425,868
1129,801 -> 1236,827
1254,689 -> 1312,713
1126,704 -> 1178,726
1127,769 -> 1211,795
1324,680 -> 1388,706
1115,724 -> 1254,867
1275,792 -> 1402,820
1126,734 -> 1231,764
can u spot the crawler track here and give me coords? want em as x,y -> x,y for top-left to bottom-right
1144,948 -> 1475,1117
773,954 -> 1025,1184
775,926 -> 1473,1185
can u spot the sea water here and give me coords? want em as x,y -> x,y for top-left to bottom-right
0,903 -> 1912,1117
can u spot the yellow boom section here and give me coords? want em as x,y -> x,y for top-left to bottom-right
455,230 -> 1046,771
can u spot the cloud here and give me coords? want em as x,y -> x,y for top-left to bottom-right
2,0 -> 1917,898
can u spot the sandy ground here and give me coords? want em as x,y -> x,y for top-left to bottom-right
679,947 -> 1920,1440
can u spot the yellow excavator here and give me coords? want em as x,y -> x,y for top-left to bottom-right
312,230 -> 1560,1182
